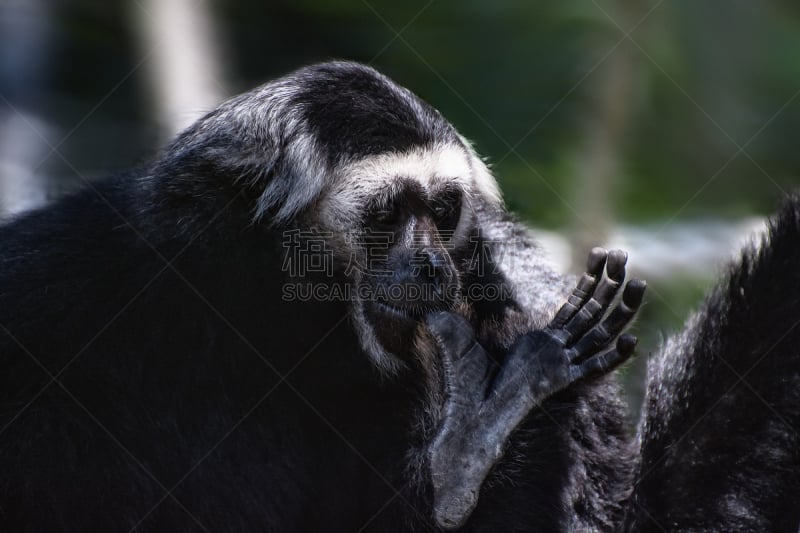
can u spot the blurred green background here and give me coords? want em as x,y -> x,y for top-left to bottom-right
2,0 -> 799,415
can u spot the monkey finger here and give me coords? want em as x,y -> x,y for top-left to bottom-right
426,312 -> 476,359
571,334 -> 637,382
550,247 -> 607,329
425,312 -> 491,401
588,249 -> 628,308
604,249 -> 628,283
561,250 -> 628,342
569,279 -> 646,361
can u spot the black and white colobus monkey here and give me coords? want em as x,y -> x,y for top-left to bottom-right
0,61 -> 798,532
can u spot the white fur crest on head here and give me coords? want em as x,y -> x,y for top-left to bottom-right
316,143 -> 502,231
199,64 -> 503,230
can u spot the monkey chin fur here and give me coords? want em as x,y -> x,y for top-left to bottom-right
364,300 -> 420,356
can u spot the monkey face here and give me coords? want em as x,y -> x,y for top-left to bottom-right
294,142 -> 496,374
359,179 -> 464,356
305,142 -> 497,374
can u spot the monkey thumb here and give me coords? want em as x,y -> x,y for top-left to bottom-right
425,312 -> 478,362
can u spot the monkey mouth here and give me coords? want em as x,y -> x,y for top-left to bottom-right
363,301 -> 420,356
373,301 -> 426,320
361,280 -> 460,355
371,298 -> 456,323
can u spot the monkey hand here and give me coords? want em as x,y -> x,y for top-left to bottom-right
424,248 -> 645,530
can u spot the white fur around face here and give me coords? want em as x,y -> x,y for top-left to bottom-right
317,143 -> 502,232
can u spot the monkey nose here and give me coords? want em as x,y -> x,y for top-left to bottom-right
411,249 -> 450,285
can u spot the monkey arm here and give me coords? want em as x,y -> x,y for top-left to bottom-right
424,248 -> 646,530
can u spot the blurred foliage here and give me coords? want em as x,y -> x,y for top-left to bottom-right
17,0 -> 800,223
213,0 -> 800,226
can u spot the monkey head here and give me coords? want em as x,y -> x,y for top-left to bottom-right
162,61 -> 503,374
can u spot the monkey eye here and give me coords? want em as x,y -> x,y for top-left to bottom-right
432,202 -> 451,219
368,204 -> 400,230
431,193 -> 461,232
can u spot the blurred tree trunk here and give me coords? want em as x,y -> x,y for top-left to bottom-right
569,1 -> 638,270
133,0 -> 227,140
0,0 -> 53,216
